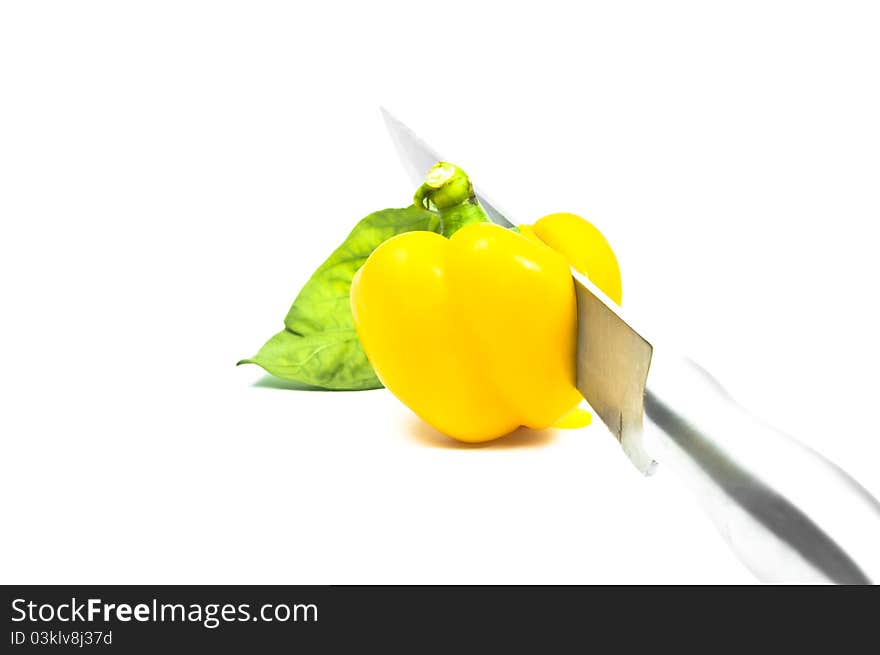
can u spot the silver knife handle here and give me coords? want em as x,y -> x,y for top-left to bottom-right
642,352 -> 880,584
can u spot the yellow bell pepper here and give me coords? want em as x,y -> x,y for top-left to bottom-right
350,211 -> 622,444
520,212 -> 622,305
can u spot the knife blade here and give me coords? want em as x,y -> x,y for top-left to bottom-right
380,107 -> 880,583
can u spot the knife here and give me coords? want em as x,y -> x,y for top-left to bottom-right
381,108 -> 880,584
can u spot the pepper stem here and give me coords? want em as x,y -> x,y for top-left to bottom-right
414,162 -> 474,211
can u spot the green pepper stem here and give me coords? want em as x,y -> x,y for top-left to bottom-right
414,162 -> 474,211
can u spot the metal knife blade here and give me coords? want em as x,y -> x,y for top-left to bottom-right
571,270 -> 657,474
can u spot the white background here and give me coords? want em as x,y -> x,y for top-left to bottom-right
2,1 -> 879,584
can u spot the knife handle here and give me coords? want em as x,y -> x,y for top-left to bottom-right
642,353 -> 880,584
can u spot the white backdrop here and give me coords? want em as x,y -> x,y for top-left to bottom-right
2,1 -> 879,584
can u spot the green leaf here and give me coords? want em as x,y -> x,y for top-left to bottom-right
240,205 -> 439,390
237,329 -> 379,390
